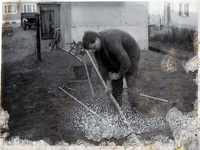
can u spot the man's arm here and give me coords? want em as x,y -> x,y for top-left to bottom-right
94,52 -> 110,82
109,41 -> 131,78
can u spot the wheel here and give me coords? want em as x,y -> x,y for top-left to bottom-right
55,33 -> 61,48
50,38 -> 56,51
56,41 -> 60,48
23,20 -> 27,30
56,37 -> 61,48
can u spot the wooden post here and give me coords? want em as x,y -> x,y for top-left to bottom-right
82,55 -> 95,97
36,14 -> 41,61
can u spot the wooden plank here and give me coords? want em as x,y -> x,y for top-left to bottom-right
36,14 -> 41,61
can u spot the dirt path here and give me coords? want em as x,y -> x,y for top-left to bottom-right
1,27 -> 197,145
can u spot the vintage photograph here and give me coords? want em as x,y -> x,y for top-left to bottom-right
0,0 -> 199,149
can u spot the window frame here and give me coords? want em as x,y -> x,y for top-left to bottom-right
23,4 -> 37,13
183,3 -> 189,17
179,3 -> 189,17
3,4 -> 17,14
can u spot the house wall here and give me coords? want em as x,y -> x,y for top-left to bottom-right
148,1 -> 198,29
2,2 -> 37,26
60,3 -> 71,48
61,2 -> 148,50
148,1 -> 165,25
2,2 -> 21,24
170,2 -> 198,28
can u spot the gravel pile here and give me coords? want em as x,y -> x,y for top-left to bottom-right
0,105 -> 198,149
71,96 -> 168,142
69,94 -> 199,149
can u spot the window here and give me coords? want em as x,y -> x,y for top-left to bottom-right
4,4 -> 17,14
23,4 -> 37,13
179,3 -> 189,17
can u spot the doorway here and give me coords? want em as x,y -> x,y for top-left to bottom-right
39,4 -> 60,39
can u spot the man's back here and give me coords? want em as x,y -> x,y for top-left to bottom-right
98,29 -> 140,59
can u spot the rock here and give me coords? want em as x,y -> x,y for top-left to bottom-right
55,140 -> 70,146
182,135 -> 199,150
192,99 -> 198,110
123,133 -> 145,148
106,141 -> 116,147
161,55 -> 177,73
126,145 -> 146,150
166,107 -> 199,149
152,135 -> 175,150
166,107 -> 184,140
99,141 -> 107,146
184,55 -> 198,73
0,110 -> 9,129
0,110 -> 10,144
152,141 -> 174,150
75,140 -> 93,146
0,138 -> 5,145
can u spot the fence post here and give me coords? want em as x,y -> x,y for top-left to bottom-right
36,14 -> 41,61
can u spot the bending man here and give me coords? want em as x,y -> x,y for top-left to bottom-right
82,29 -> 140,108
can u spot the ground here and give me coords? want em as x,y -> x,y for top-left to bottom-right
1,26 -> 197,145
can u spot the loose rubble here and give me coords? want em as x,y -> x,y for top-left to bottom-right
71,96 -> 168,142
0,109 -> 9,145
166,107 -> 199,149
1,95 -> 199,150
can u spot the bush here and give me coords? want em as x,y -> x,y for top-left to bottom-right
151,25 -> 197,51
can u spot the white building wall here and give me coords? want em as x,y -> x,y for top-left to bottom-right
170,2 -> 198,28
70,2 -> 148,50
148,1 -> 198,28
60,3 -> 71,49
148,1 -> 165,25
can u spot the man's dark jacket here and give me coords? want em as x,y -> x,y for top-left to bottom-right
94,29 -> 140,81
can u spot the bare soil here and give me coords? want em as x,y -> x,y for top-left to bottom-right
1,27 -> 197,145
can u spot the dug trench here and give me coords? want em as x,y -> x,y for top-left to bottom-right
1,27 -> 197,145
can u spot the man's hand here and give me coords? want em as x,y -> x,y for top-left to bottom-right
109,72 -> 121,80
105,80 -> 112,93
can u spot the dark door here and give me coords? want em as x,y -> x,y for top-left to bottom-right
40,4 -> 60,39
40,9 -> 54,39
